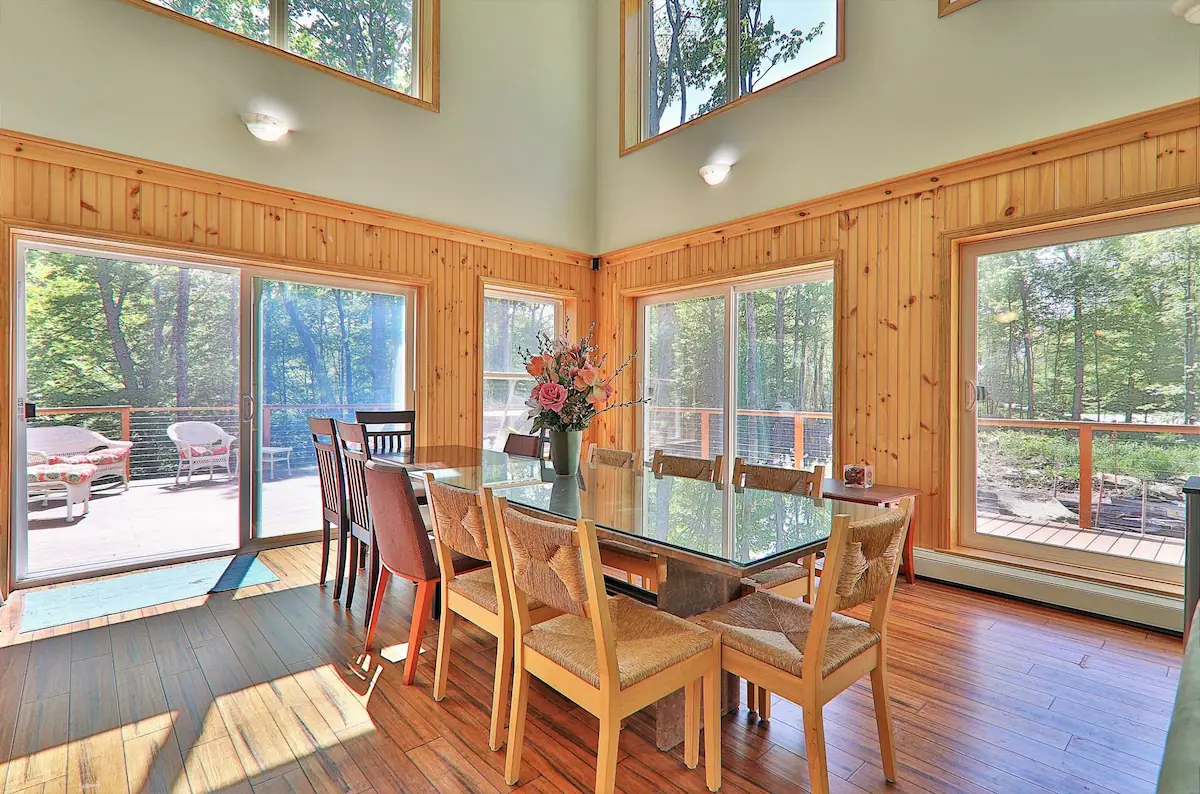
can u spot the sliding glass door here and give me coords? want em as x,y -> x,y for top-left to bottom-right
10,236 -> 417,584
638,266 -> 836,473
254,278 -> 413,539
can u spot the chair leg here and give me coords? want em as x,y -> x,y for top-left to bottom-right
804,555 -> 816,604
488,621 -> 513,752
703,652 -> 721,793
432,590 -> 455,703
871,662 -> 898,782
746,681 -> 758,714
363,568 -> 390,654
684,679 -> 700,769
802,703 -> 830,794
595,713 -> 621,794
345,535 -> 359,611
903,531 -> 916,585
505,663 -> 530,785
319,519 -> 331,588
332,518 -> 349,602
364,540 -> 380,626
758,687 -> 771,721
404,579 -> 437,686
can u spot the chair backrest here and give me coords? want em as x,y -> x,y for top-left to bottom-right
308,418 -> 345,522
363,459 -> 439,582
355,410 -> 416,455
168,421 -> 233,448
426,479 -> 517,615
650,450 -> 721,483
27,425 -> 113,456
732,458 -> 825,498
334,420 -> 373,532
586,443 -> 638,469
802,497 -> 914,681
503,431 -> 544,459
491,495 -> 616,691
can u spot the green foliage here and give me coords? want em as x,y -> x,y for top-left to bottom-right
152,0 -> 270,42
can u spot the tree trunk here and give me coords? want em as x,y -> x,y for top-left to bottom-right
1068,248 -> 1086,421
745,295 -> 760,457
173,268 -> 190,408
1017,260 -> 1036,418
334,290 -> 353,403
95,262 -> 141,403
370,293 -> 389,403
282,285 -> 336,405
147,277 -> 167,407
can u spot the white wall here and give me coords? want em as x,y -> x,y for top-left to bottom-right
0,0 -> 596,252
595,0 -> 1200,253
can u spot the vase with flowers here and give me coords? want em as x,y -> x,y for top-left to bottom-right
522,323 -> 644,475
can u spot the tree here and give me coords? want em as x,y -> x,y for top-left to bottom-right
289,0 -> 414,92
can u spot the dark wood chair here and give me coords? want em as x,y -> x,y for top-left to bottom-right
308,418 -> 348,598
334,420 -> 378,619
355,409 -> 416,456
363,460 -> 488,684
502,431 -> 546,458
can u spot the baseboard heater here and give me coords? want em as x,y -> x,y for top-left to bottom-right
913,549 -> 1185,634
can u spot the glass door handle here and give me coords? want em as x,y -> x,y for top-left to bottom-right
241,395 -> 255,422
964,380 -> 978,411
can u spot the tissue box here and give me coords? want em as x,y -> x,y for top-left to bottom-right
843,463 -> 873,488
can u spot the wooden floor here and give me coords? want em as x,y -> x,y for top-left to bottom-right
0,540 -> 1182,794
977,511 -> 1186,566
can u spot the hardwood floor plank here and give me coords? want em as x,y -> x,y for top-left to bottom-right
123,728 -> 190,794
115,661 -> 173,740
65,654 -> 129,794
68,627 -> 111,663
21,637 -> 72,704
177,605 -> 224,648
182,736 -> 253,794
109,619 -> 156,672
6,694 -> 70,791
145,614 -> 200,678
406,737 -> 501,794
161,668 -> 229,753
254,768 -> 318,794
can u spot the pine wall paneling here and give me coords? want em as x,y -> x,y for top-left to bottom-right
592,100 -> 1200,553
0,130 -> 592,596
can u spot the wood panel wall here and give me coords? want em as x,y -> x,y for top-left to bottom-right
0,130 -> 593,593
593,100 -> 1200,552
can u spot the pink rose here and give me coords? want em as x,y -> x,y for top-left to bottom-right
531,382 -> 568,413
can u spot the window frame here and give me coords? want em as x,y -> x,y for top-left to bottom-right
938,0 -> 983,17
635,263 -> 837,477
620,0 -> 845,156
480,284 -> 567,451
121,0 -> 439,111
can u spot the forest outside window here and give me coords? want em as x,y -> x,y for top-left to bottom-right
622,0 -> 844,153
133,0 -> 438,108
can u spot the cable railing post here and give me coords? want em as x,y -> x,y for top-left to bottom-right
1078,423 -> 1094,529
121,405 -> 132,481
700,410 -> 710,459
793,413 -> 804,467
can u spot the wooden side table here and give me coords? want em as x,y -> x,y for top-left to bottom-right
822,479 -> 922,584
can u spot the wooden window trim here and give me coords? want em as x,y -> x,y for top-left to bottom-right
120,0 -> 440,112
620,0 -> 845,156
938,0 -> 983,17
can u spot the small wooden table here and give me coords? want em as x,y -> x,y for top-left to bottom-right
822,479 -> 921,583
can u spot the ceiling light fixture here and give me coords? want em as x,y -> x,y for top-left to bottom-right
699,162 -> 732,186
241,112 -> 289,142
1171,0 -> 1200,23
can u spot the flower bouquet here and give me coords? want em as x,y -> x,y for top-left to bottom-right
522,323 -> 644,475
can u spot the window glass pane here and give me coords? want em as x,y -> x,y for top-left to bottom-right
288,0 -> 417,94
483,293 -> 559,450
643,294 -> 727,459
736,277 -> 834,469
149,0 -> 270,43
738,0 -> 838,95
647,0 -> 728,138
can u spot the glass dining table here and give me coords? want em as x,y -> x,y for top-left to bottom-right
382,445 -> 892,750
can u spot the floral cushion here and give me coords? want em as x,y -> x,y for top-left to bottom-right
28,463 -> 97,485
180,445 -> 229,459
49,449 -> 129,466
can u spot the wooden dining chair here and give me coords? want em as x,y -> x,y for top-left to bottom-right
695,498 -> 914,794
333,420 -> 378,617
308,418 -> 348,597
650,450 -> 723,483
502,431 -> 545,458
355,409 -> 417,455
426,479 -> 559,751
585,443 -> 639,469
732,458 -> 825,498
491,497 -> 722,793
362,460 -> 489,684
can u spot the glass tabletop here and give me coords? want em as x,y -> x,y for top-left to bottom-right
384,446 -> 890,573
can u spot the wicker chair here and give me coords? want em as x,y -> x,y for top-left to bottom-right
650,450 -> 723,483
490,497 -> 722,793
583,444 -> 660,589
425,478 -> 560,751
586,443 -> 639,469
695,498 -> 914,794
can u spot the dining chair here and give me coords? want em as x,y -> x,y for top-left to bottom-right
308,418 -> 348,597
425,479 -> 559,751
695,498 -> 914,794
491,497 -> 722,793
586,443 -> 639,469
361,460 -> 489,684
650,450 -> 723,483
732,458 -> 825,498
502,431 -> 545,458
355,409 -> 417,455
333,420 -> 378,617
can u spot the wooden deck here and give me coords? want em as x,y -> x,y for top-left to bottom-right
0,540 -> 1182,793
977,511 -> 1186,566
24,471 -> 321,580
